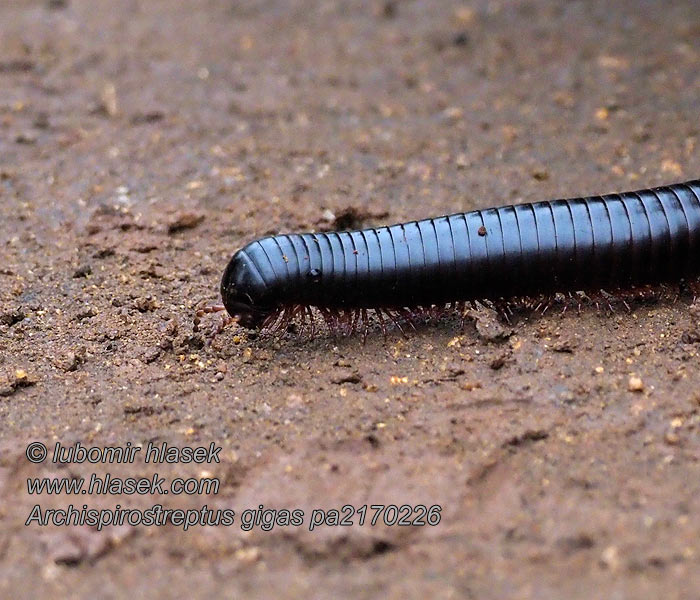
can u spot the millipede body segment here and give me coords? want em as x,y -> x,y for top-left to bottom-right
218,180 -> 700,332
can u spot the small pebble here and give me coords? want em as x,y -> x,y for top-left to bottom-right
628,375 -> 644,392
330,369 -> 362,385
73,264 -> 92,278
54,352 -> 80,372
100,82 -> 118,117
489,355 -> 506,370
464,308 -> 512,342
459,381 -> 482,391
142,347 -> 161,363
167,212 -> 204,234
133,296 -> 158,312
15,132 -> 37,144
234,547 -> 261,563
600,546 -> 620,571
664,431 -> 680,445
1,369 -> 36,396
0,308 -> 25,326
75,306 -> 98,320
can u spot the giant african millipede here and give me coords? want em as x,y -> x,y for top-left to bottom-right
196,179 -> 700,339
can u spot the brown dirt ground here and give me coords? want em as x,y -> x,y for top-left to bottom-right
1,0 -> 699,598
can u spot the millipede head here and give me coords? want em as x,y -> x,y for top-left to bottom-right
220,253 -> 274,329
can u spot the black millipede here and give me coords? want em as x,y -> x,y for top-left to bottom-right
196,179 -> 700,338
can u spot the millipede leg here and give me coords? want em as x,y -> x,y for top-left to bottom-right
318,307 -> 338,338
194,304 -> 227,332
328,308 -> 341,337
459,303 -> 471,329
347,309 -> 358,335
297,305 -> 308,336
306,306 -> 316,338
204,315 -> 238,345
398,307 -> 418,330
361,308 -> 370,344
339,308 -> 353,336
267,309 -> 287,337
281,305 -> 303,335
494,300 -> 512,324
195,304 -> 226,318
275,308 -> 288,332
687,278 -> 700,303
375,308 -> 388,340
384,309 -> 407,338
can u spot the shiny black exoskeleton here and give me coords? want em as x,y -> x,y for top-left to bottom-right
221,180 -> 700,329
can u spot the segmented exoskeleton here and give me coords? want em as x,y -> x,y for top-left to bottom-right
199,180 -> 700,338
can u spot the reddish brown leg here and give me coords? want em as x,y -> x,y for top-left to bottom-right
687,278 -> 700,303
350,308 -> 361,335
325,308 -> 341,337
335,310 -> 346,336
398,307 -> 418,331
383,308 -> 407,338
493,300 -> 512,324
274,306 -> 295,335
306,306 -> 316,338
340,309 -> 354,336
361,308 -> 370,343
262,309 -> 283,333
194,304 -> 227,332
317,307 -> 336,337
538,295 -> 555,314
296,305 -> 308,336
206,316 -> 237,342
375,308 -> 388,340
196,304 -> 226,317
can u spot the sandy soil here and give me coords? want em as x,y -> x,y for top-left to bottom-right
1,1 -> 699,598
